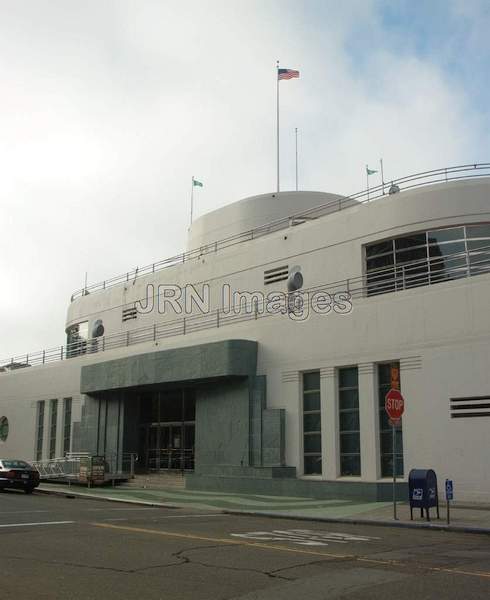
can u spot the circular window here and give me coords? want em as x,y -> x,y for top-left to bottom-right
0,416 -> 9,442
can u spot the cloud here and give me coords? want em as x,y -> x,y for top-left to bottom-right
0,0 -> 487,357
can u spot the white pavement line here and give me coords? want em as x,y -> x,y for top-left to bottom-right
84,507 -> 159,512
0,521 -> 75,528
0,510 -> 51,514
152,514 -> 227,519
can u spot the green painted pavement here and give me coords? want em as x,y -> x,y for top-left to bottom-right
39,483 -> 388,517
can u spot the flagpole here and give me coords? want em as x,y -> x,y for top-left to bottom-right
366,165 -> 370,201
380,158 -> 385,195
276,60 -> 280,193
295,127 -> 298,191
190,176 -> 194,226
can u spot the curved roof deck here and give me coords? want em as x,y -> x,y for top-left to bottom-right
186,190 -> 346,249
66,162 -> 489,300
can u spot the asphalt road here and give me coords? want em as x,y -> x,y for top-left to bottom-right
1,490 -> 490,599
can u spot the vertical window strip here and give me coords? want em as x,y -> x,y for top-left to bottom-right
49,399 -> 57,459
36,401 -> 45,461
303,371 -> 322,475
338,367 -> 361,476
63,398 -> 72,455
378,363 -> 404,477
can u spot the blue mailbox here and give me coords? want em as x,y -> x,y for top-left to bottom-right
408,468 -> 440,521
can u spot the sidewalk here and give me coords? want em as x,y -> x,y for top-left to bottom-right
38,481 -> 490,534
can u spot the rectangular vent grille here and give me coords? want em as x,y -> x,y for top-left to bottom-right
450,396 -> 490,418
122,306 -> 137,322
264,265 -> 289,285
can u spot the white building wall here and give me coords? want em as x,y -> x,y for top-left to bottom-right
2,179 -> 490,500
0,360 -> 83,461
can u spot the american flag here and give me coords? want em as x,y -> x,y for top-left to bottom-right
278,68 -> 300,80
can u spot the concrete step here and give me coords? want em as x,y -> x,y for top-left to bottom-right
121,472 -> 186,490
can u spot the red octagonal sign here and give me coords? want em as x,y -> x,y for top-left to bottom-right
385,388 -> 405,421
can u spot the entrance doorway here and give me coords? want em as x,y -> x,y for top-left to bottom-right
138,388 -> 195,472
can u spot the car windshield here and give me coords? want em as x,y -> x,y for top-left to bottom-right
2,460 -> 31,469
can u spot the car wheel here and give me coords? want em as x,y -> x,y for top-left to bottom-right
24,486 -> 34,494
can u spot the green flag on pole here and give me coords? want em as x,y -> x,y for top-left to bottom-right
366,167 -> 377,176
193,179 -> 203,187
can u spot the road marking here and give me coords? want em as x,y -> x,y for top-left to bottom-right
92,522 -> 350,558
152,514 -> 226,519
0,510 -> 51,514
231,529 -> 380,546
0,521 -> 75,528
92,522 -> 490,581
85,507 -> 158,512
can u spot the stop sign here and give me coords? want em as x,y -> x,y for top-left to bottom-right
385,388 -> 405,421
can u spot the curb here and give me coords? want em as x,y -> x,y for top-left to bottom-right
223,509 -> 490,536
37,486 -> 490,536
37,486 -> 181,510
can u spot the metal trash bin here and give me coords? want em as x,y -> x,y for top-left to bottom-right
408,468 -> 440,521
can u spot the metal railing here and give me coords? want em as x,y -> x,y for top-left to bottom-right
3,242 -> 490,372
70,162 -> 490,301
32,453 -> 90,480
147,448 -> 194,472
32,452 -> 139,481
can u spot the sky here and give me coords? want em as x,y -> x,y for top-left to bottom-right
1,0 -> 489,358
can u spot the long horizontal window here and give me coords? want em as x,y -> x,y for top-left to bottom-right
366,224 -> 490,296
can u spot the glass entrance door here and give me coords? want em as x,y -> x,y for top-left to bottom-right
145,423 -> 194,471
139,388 -> 195,472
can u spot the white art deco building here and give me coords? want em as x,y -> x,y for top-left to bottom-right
1,163 -> 490,502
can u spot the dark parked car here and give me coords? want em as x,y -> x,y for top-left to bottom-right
0,459 -> 40,493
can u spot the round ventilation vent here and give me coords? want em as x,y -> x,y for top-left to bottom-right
92,319 -> 105,338
287,266 -> 304,292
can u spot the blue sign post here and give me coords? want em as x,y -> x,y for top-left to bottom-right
446,479 -> 454,525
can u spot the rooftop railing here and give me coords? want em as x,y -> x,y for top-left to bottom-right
3,241 -> 490,373
70,162 -> 490,301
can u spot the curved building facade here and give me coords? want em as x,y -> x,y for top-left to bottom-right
2,168 -> 490,502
